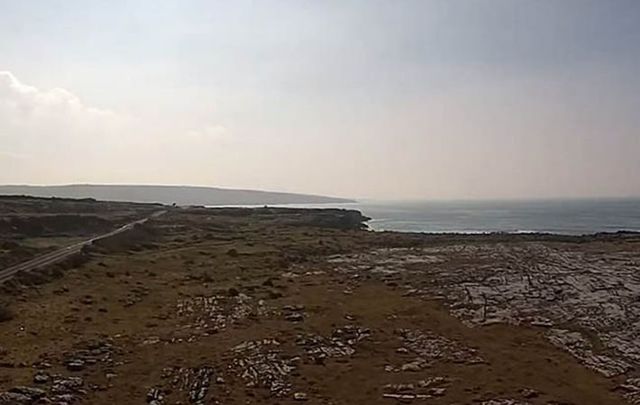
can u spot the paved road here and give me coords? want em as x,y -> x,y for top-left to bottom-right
0,210 -> 166,284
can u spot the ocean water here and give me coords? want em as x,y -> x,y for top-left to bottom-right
260,198 -> 640,235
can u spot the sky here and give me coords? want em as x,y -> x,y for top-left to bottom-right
1,0 -> 639,200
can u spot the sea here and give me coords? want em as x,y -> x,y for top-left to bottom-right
244,198 -> 640,235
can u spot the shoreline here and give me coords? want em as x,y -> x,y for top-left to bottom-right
206,198 -> 640,236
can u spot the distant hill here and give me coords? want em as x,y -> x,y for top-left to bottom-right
0,185 -> 354,206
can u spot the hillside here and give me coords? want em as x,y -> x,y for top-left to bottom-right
0,184 -> 354,206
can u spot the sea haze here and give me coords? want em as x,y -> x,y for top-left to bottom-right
253,198 -> 640,235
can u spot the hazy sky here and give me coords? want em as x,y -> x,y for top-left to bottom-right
1,1 -> 639,199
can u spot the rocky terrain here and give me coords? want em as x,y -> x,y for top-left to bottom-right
0,199 -> 638,404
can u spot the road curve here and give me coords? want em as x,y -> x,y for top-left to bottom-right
0,210 -> 166,284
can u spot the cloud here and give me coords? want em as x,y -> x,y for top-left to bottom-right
0,71 -> 121,136
185,124 -> 232,142
0,71 -> 141,183
0,71 -> 234,185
